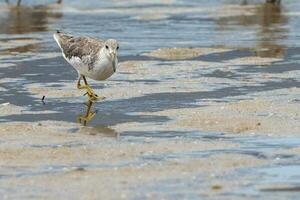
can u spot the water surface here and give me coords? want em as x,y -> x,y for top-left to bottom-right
0,0 -> 300,199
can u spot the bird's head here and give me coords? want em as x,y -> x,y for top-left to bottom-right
103,39 -> 119,60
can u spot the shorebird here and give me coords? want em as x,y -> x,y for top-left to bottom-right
53,31 -> 119,123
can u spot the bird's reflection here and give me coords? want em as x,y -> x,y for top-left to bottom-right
75,107 -> 119,138
77,100 -> 97,126
75,99 -> 119,137
216,2 -> 288,58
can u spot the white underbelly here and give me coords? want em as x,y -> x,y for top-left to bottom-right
66,56 -> 114,81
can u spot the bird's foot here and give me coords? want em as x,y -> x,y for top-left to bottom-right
88,95 -> 106,102
85,90 -> 106,102
85,86 -> 105,101
77,84 -> 105,101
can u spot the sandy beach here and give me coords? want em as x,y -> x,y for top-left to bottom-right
0,0 -> 300,199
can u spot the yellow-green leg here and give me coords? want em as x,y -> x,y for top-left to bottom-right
77,75 -> 105,101
77,100 -> 96,125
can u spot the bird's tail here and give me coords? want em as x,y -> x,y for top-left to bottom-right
53,30 -> 73,48
53,30 -> 62,49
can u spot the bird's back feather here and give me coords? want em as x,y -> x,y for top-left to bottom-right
53,31 -> 104,69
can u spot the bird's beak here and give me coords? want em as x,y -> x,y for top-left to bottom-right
112,59 -> 116,72
109,51 -> 117,72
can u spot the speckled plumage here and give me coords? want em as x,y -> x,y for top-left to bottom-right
53,31 -> 119,80
55,32 -> 102,69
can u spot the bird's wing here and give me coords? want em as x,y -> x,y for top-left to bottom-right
54,31 -> 104,69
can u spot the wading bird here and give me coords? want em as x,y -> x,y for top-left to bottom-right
53,31 -> 119,123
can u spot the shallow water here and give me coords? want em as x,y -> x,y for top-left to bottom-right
0,0 -> 300,199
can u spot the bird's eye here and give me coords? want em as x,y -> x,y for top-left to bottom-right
116,46 -> 119,50
105,45 -> 109,49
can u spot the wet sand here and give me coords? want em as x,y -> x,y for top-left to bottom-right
0,0 -> 300,199
1,45 -> 300,199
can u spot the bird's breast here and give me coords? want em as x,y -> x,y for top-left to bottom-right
91,58 -> 115,80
